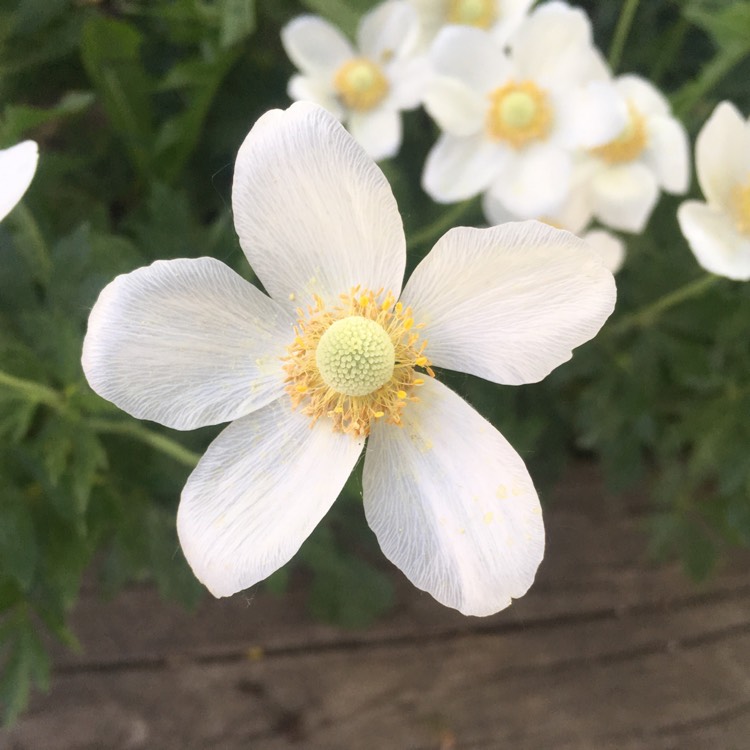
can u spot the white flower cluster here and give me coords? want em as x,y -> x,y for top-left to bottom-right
282,0 -> 691,274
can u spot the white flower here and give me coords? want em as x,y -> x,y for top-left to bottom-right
483,165 -> 626,274
281,0 -> 428,161
82,102 -> 616,616
0,140 -> 38,222
408,0 -> 535,50
678,101 -> 750,280
582,75 -> 690,233
422,1 -> 625,217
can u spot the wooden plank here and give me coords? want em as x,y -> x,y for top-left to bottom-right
3,462 -> 750,749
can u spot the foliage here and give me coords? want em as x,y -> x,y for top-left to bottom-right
0,0 -> 749,722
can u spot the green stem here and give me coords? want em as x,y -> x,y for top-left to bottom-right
608,0 -> 640,71
407,198 -> 477,250
88,418 -> 200,468
650,16 -> 689,85
612,274 -> 719,335
0,369 -> 64,409
672,46 -> 747,118
7,203 -> 51,285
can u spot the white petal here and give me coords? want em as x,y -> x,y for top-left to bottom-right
616,75 -> 670,118
678,201 -> 750,281
489,0 -> 536,47
287,74 -> 344,120
422,132 -> 507,203
643,114 -> 690,194
0,140 -> 38,222
590,162 -> 659,233
232,102 -> 406,310
409,0 -> 448,49
430,25 -> 510,94
488,144 -> 572,219
695,101 -> 750,211
583,229 -> 626,274
281,16 -> 354,78
82,258 -> 293,430
348,108 -> 402,161
387,55 -> 432,110
178,401 -> 364,597
400,221 -> 616,385
512,2 -> 598,87
423,76 -> 485,137
483,177 -> 594,236
363,378 -> 544,617
357,0 -> 419,61
555,81 -> 629,149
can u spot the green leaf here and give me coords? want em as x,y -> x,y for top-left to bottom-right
79,16 -> 154,179
219,0 -> 256,48
0,492 -> 37,591
0,620 -> 50,725
0,91 -> 94,145
301,527 -> 394,628
684,1 -> 750,50
298,0 -> 372,37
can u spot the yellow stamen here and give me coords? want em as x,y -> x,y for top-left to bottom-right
333,58 -> 389,112
283,288 -> 434,438
447,0 -> 497,28
590,102 -> 648,164
731,180 -> 750,235
486,80 -> 552,148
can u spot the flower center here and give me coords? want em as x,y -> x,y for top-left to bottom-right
316,316 -> 395,397
590,103 -> 647,164
333,58 -> 389,112
731,180 -> 750,235
486,81 -> 552,148
446,0 -> 497,28
284,288 -> 433,438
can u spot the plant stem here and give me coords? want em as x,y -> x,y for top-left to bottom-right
88,418 -> 200,468
672,46 -> 747,118
7,203 -> 51,285
611,274 -> 719,335
407,198 -> 477,250
608,0 -> 640,71
0,370 -> 64,409
650,16 -> 688,85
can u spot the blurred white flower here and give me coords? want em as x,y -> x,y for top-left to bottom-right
422,1 -> 625,217
584,75 -> 690,233
678,102 -> 750,280
408,0 -> 534,50
82,102 -> 616,617
483,176 -> 626,274
281,0 -> 428,160
0,140 -> 38,222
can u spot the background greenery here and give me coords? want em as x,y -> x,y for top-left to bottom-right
1,0 -> 749,723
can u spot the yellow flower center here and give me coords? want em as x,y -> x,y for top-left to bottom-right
731,180 -> 750,235
486,81 -> 552,148
590,103 -> 648,164
333,58 -> 389,112
284,288 -> 434,438
446,0 -> 497,28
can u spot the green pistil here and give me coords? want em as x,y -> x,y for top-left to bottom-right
315,316 -> 395,397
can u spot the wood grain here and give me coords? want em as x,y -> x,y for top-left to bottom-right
3,463 -> 750,750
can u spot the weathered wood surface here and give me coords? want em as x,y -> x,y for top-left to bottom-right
3,463 -> 750,750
